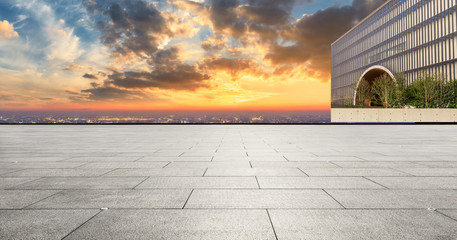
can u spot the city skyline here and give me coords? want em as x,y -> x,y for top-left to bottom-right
0,0 -> 386,111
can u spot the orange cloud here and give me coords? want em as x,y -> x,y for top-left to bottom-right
0,20 -> 19,39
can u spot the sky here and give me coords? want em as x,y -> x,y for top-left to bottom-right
0,0 -> 386,111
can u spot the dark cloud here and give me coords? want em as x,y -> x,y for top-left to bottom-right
83,73 -> 98,79
203,0 -> 308,43
150,47 -> 180,65
83,0 -> 212,96
109,65 -> 210,91
90,82 -> 100,88
207,0 -> 246,37
266,45 -> 311,64
87,0 -> 170,57
39,97 -> 54,101
265,0 -> 387,81
239,0 -> 296,26
0,95 -> 12,101
65,90 -> 80,95
81,86 -> 146,101
204,57 -> 253,73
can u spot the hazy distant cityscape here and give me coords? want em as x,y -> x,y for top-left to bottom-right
0,111 -> 330,124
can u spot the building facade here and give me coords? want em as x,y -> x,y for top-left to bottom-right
331,0 -> 457,107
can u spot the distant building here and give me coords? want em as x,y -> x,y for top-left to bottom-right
331,0 -> 457,107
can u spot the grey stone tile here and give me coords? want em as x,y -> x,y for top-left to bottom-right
0,162 -> 85,169
136,177 -> 258,189
3,168 -> 114,177
301,168 -> 410,177
268,209 -> 457,240
440,210 -> 457,221
104,168 -> 206,177
245,153 -> 284,157
359,156 -> 440,162
167,161 -> 251,168
0,190 -> 60,209
149,152 -> 184,157
205,168 -> 305,176
0,209 -> 99,240
416,162 -> 457,168
257,177 -> 384,189
430,155 -> 457,161
0,169 -> 22,175
212,156 -> 286,162
327,190 -> 457,209
185,190 -> 342,209
139,156 -> 213,162
284,156 -> 364,162
65,209 -> 276,240
78,162 -> 168,169
0,157 -> 68,162
29,190 -> 191,209
333,161 -> 425,168
0,177 -> 38,189
63,156 -> 142,162
281,153 -> 318,160
180,152 -> 220,157
395,168 -> 457,176
13,177 -> 147,190
367,177 -> 457,189
251,161 -> 339,168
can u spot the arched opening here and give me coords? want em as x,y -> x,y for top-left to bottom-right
354,66 -> 396,107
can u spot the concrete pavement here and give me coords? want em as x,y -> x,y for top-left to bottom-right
1,125 -> 457,239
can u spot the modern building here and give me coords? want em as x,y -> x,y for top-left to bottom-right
331,0 -> 457,107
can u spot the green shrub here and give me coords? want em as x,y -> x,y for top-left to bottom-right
352,78 -> 372,107
402,73 -> 455,108
371,74 -> 397,108
352,72 -> 457,109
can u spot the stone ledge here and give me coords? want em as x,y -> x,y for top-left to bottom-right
331,108 -> 457,122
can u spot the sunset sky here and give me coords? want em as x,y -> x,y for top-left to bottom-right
0,0 -> 385,111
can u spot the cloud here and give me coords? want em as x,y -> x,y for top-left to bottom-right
207,0 -> 246,37
47,28 -> 83,62
82,73 -> 98,79
0,20 -> 19,39
265,0 -> 387,81
81,1 -> 214,95
150,47 -> 180,65
239,0 -> 297,26
109,64 -> 210,91
201,35 -> 227,52
65,90 -> 80,95
0,94 -> 12,101
80,86 -> 147,101
63,64 -> 84,71
203,57 -> 254,76
91,0 -> 171,57
39,97 -> 54,101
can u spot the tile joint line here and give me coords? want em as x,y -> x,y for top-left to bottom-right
22,190 -> 64,209
266,209 -> 279,240
362,176 -> 390,189
61,210 -> 104,240
436,210 -> 457,223
322,189 -> 346,209
255,176 -> 261,189
182,189 -> 194,209
132,176 -> 150,189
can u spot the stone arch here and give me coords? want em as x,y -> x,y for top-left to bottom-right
353,65 -> 396,106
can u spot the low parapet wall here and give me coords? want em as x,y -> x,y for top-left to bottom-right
331,109 -> 457,123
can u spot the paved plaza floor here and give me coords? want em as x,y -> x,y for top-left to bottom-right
1,125 -> 457,239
